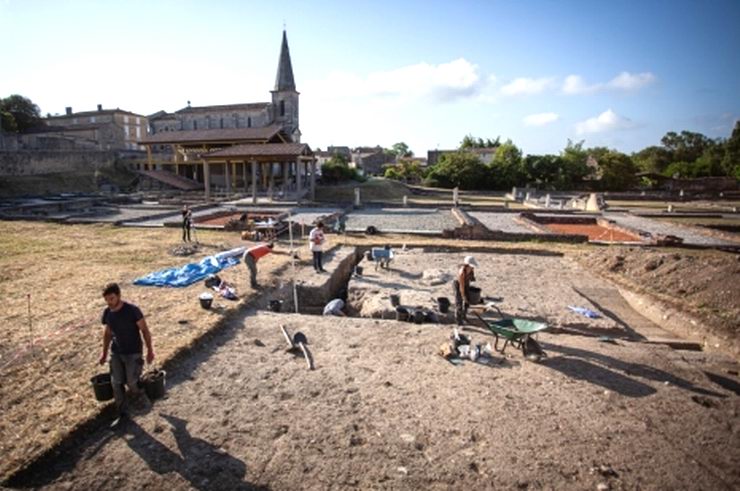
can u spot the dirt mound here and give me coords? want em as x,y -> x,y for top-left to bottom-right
576,247 -> 740,341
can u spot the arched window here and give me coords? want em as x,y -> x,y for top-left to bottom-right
248,117 -> 252,128
280,100 -> 285,117
219,118 -> 223,129
193,120 -> 198,130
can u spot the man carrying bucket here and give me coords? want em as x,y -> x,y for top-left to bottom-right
99,283 -> 155,428
243,242 -> 274,289
453,255 -> 478,326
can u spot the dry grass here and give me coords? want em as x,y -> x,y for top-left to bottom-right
0,221 -> 291,482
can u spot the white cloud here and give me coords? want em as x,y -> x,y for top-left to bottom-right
500,77 -> 554,96
523,112 -> 560,126
562,71 -> 656,95
305,58 -> 485,103
575,109 -> 633,134
562,75 -> 599,95
606,71 -> 656,90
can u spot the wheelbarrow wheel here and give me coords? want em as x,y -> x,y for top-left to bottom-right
522,336 -> 545,362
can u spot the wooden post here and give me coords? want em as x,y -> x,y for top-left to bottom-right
296,160 -> 302,197
283,161 -> 289,195
225,160 -> 231,196
268,162 -> 275,201
173,144 -> 180,176
146,146 -> 152,171
251,160 -> 258,204
310,158 -> 316,201
231,161 -> 237,191
203,159 -> 210,201
243,161 -> 248,192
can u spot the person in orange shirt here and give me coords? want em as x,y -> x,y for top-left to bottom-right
243,243 -> 274,288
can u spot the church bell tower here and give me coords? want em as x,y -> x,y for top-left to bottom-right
271,30 -> 300,142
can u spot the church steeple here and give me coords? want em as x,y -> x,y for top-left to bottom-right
274,30 -> 296,92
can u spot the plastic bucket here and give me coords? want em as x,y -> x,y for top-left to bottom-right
413,309 -> 425,325
390,294 -> 400,307
199,292 -> 214,309
468,286 -> 482,305
90,373 -> 114,402
437,297 -> 451,313
355,266 -> 364,276
142,370 -> 166,400
395,306 -> 409,322
269,300 -> 283,312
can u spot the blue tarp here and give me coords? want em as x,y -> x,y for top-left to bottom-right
134,255 -> 241,288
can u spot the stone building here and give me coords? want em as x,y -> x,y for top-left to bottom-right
28,104 -> 148,150
148,30 -> 300,145
139,30 -> 316,202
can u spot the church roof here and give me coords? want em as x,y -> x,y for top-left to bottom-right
274,30 -> 296,92
174,102 -> 270,114
139,124 -> 284,145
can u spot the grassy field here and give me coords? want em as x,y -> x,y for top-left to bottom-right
0,221 -> 292,482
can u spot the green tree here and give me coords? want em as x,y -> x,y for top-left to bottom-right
721,120 -> 740,179
597,150 -> 640,190
390,142 -> 413,158
633,145 -> 673,174
459,134 -> 500,149
425,151 -> 488,189
660,130 -> 715,163
0,94 -> 43,132
559,139 -> 591,186
321,154 -> 357,183
488,139 -> 523,189
521,154 -> 567,189
384,159 -> 424,182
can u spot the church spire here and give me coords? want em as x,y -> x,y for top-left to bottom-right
274,30 -> 296,91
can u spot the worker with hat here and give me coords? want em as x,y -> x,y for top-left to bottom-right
453,255 -> 478,326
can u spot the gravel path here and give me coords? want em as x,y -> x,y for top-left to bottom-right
345,208 -> 458,233
605,212 -> 735,246
468,211 -> 535,233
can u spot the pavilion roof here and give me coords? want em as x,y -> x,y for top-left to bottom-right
138,124 -> 283,145
201,142 -> 313,160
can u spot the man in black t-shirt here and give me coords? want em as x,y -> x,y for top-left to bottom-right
99,283 -> 155,426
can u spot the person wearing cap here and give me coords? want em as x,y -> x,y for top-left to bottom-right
453,255 -> 478,325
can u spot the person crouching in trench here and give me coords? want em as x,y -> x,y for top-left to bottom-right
99,283 -> 155,428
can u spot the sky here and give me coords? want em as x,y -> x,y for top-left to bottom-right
1,0 -> 739,156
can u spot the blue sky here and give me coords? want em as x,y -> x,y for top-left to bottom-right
1,0 -> 739,156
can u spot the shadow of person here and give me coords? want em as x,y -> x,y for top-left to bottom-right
124,414 -> 266,491
540,356 -> 657,397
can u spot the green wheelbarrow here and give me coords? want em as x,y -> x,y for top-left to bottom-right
473,307 -> 548,361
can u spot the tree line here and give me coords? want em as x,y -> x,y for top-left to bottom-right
385,124 -> 740,191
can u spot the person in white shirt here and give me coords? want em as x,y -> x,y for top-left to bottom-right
323,298 -> 346,316
308,221 -> 326,273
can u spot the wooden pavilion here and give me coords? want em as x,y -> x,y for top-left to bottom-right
137,125 -> 316,201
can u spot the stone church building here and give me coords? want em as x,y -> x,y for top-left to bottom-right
139,31 -> 316,202
148,30 -> 301,144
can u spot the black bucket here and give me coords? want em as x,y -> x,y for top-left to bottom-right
269,300 -> 283,312
390,294 -> 400,307
199,293 -> 213,310
437,297 -> 451,313
355,266 -> 364,276
142,370 -> 166,400
90,373 -> 114,402
413,309 -> 425,325
468,286 -> 482,305
395,306 -> 409,322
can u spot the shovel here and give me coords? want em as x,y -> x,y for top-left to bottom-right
280,325 -> 314,370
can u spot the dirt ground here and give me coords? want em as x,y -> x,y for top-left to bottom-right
2,221 -> 740,489
0,221 -> 293,482
15,312 -> 740,490
575,246 -> 740,340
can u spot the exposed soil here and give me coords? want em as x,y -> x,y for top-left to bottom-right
544,223 -> 640,242
575,246 -> 740,343
194,212 -> 281,226
17,313 -> 740,490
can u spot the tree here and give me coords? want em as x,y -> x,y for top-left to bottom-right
384,159 -> 424,183
521,154 -> 567,189
0,94 -> 44,132
633,145 -> 673,174
425,151 -> 488,189
559,139 -> 592,186
459,134 -> 500,149
722,120 -> 740,179
321,154 -> 357,183
660,130 -> 715,163
597,150 -> 640,190
488,139 -> 523,189
389,142 -> 413,158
